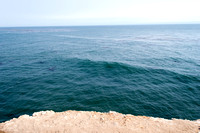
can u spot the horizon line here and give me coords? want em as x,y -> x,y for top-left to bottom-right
0,23 -> 200,28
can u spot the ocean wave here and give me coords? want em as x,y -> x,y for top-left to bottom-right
66,58 -> 200,85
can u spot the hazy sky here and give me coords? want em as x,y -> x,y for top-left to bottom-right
0,0 -> 200,27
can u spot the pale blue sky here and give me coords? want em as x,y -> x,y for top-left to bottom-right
0,0 -> 200,27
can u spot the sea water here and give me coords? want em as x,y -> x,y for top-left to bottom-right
0,25 -> 200,122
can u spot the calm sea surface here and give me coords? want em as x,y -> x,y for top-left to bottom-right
0,25 -> 200,122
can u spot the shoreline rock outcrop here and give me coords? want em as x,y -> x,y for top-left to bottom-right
0,110 -> 199,133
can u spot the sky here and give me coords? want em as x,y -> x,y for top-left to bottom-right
0,0 -> 200,27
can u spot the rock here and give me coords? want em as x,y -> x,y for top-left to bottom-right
0,110 -> 199,133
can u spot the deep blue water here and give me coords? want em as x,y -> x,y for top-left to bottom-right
0,25 -> 200,122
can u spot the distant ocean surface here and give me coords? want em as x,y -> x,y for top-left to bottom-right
0,25 -> 200,122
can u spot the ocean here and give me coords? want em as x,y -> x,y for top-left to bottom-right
0,24 -> 200,122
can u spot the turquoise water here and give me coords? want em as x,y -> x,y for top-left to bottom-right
0,25 -> 200,122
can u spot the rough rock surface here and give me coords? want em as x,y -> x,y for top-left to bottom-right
0,110 -> 199,133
